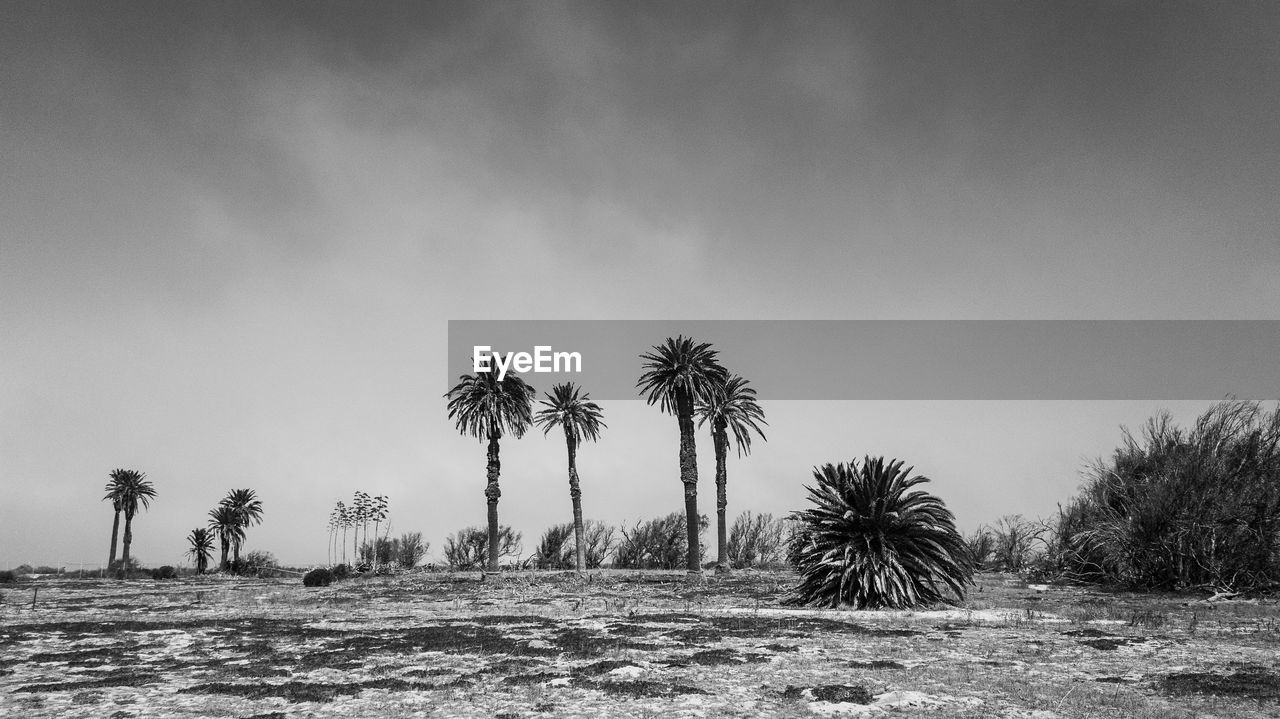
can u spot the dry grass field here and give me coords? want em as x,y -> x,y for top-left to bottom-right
2,570 -> 1279,718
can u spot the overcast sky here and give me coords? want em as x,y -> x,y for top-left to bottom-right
2,2 -> 1278,569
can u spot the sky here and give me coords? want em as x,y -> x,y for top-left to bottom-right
2,1 -> 1278,569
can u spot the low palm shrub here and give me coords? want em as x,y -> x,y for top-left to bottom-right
303,567 -> 334,587
786,457 -> 972,609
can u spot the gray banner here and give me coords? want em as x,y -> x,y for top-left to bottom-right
446,320 -> 1279,400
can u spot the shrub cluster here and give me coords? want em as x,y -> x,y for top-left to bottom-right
443,526 -> 522,569
357,532 -> 430,569
726,511 -> 788,569
613,512 -> 708,570
150,565 -> 178,580
0,570 -> 17,583
533,521 -> 615,569
303,567 -> 334,587
1048,400 -> 1280,592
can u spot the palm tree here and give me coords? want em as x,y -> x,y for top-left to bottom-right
102,468 -> 138,569
186,528 -> 215,574
637,335 -> 728,574
445,367 -> 536,572
219,488 -> 264,570
534,382 -> 607,573
208,505 -> 244,572
786,457 -> 972,609
111,470 -> 156,578
696,373 -> 767,572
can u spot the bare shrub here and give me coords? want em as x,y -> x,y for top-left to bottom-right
726,511 -> 786,568
444,526 -> 522,570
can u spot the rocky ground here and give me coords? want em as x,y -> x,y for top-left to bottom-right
2,571 -> 1279,718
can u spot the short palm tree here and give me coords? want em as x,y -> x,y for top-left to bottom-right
534,382 -> 606,573
637,335 -> 728,574
208,505 -> 244,572
696,373 -> 767,572
110,470 -> 156,578
186,528 -> 215,574
219,488 -> 264,569
102,468 -> 139,569
787,457 -> 972,609
445,367 -> 536,572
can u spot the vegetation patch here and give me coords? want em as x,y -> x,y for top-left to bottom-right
848,659 -> 905,670
502,671 -> 566,685
179,677 -> 431,703
574,678 -> 709,698
15,669 -> 163,693
811,684 -> 874,703
1160,666 -> 1280,700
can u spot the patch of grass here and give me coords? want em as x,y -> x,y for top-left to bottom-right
16,670 -> 163,693
1160,665 -> 1280,700
574,678 -> 709,698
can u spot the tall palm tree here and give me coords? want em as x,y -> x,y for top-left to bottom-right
445,367 -> 535,572
207,505 -> 244,572
186,528 -> 215,574
219,488 -> 264,569
696,373 -> 767,572
637,335 -> 728,574
113,471 -> 156,578
102,468 -> 139,569
534,382 -> 607,573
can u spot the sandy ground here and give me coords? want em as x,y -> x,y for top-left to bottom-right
2,570 -> 1279,718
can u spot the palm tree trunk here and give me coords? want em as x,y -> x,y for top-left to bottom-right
119,511 -> 134,579
676,388 -> 701,574
566,431 -> 586,573
713,419 -> 730,572
220,537 -> 229,572
485,432 -> 502,572
108,506 -> 121,569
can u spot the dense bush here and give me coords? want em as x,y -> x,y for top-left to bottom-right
533,521 -> 615,570
359,532 -> 430,569
786,457 -> 972,609
614,513 -> 708,570
150,565 -> 178,580
303,567 -> 334,587
237,550 -> 277,576
331,563 -> 351,579
726,511 -> 787,568
1052,400 -> 1280,592
535,524 -> 575,569
443,526 -> 522,570
0,570 -> 16,583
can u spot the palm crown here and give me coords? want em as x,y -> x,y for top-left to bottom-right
106,469 -> 156,519
446,369 -> 536,440
534,382 -> 606,446
696,374 -> 767,457
221,488 -> 264,527
637,335 -> 728,413
208,505 -> 246,548
787,457 -> 972,609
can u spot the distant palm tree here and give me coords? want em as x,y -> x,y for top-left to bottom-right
445,367 -> 535,572
637,335 -> 728,574
112,471 -> 156,578
208,505 -> 244,572
696,373 -> 767,572
219,488 -> 264,569
534,382 -> 606,573
102,468 -> 139,569
186,528 -> 215,574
